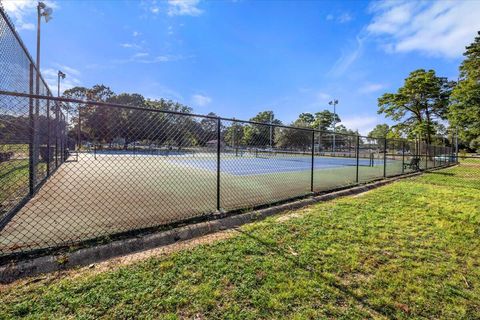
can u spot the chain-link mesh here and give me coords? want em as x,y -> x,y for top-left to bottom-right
0,92 -> 456,260
0,7 -> 51,97
0,4 -> 459,263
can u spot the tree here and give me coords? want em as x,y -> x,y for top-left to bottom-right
63,85 -> 115,146
297,113 -> 315,126
313,110 -> 341,131
275,118 -> 312,150
449,31 -> 480,146
243,111 -> 282,147
224,121 -> 244,147
378,69 -> 453,145
104,93 -> 147,148
368,124 -> 390,139
470,137 -> 480,153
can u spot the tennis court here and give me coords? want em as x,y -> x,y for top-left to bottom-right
0,150 -> 401,255
180,154 -> 388,176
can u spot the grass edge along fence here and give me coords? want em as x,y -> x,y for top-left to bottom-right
0,90 -> 457,263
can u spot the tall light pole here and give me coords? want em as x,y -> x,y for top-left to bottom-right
57,70 -> 66,123
329,99 -> 338,153
57,70 -> 66,154
57,70 -> 65,97
34,2 -> 52,173
36,2 -> 53,92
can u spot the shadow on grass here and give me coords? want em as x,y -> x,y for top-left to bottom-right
235,228 -> 397,319
426,171 -> 455,176
0,164 -> 29,180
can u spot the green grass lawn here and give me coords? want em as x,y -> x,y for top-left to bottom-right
1,161 -> 479,319
0,144 -> 47,215
0,159 -> 47,216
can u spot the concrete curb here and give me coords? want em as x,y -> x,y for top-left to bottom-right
0,170 -> 427,283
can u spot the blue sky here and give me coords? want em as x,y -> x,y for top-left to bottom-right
3,0 -> 480,134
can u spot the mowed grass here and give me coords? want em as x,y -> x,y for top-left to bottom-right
0,160 -> 47,214
1,161 -> 480,319
0,154 -> 400,254
0,144 -> 47,214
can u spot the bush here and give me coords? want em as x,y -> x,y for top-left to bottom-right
470,137 -> 480,153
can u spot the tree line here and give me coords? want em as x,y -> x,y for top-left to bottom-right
368,31 -> 480,153
60,31 -> 480,152
62,87 -> 353,150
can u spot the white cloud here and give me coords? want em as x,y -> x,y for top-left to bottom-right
151,6 -> 160,14
326,12 -> 353,23
341,115 -> 379,136
367,0 -> 480,58
133,52 -> 149,58
191,94 -> 211,107
54,64 -> 81,77
317,92 -> 331,101
132,31 -> 140,37
145,82 -> 184,101
3,0 -> 57,31
167,0 -> 203,16
41,67 -> 81,94
338,12 -> 352,23
329,36 -> 365,76
18,22 -> 34,30
120,43 -> 140,49
358,83 -> 388,94
113,53 -> 193,64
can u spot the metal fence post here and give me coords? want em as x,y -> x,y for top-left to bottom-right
77,107 -> 81,150
356,135 -> 360,183
310,130 -> 314,193
46,98 -> 51,176
55,102 -> 59,168
216,118 -> 221,211
455,127 -> 459,163
383,138 -> 387,178
401,141 -> 405,174
60,113 -> 64,163
425,143 -> 428,170
433,145 -> 436,167
28,63 -> 36,195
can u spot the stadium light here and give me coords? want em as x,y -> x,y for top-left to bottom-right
57,70 -> 65,97
36,2 -> 53,95
328,99 -> 339,153
38,2 -> 53,23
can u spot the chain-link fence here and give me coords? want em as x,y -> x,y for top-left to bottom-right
0,91 -> 456,262
0,5 -> 457,263
0,7 -> 68,244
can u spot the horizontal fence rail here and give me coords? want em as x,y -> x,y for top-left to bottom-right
0,91 -> 457,262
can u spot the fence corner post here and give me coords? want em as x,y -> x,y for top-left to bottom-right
311,130 -> 315,193
356,135 -> 360,183
401,140 -> 405,174
55,101 -> 59,168
46,98 -> 51,176
28,63 -> 36,196
216,117 -> 221,212
383,138 -> 387,178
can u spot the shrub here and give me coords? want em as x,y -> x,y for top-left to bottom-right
470,137 -> 480,153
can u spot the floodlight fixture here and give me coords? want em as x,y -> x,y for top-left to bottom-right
38,2 -> 53,23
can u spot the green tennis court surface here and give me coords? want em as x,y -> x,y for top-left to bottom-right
0,151 -> 415,255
